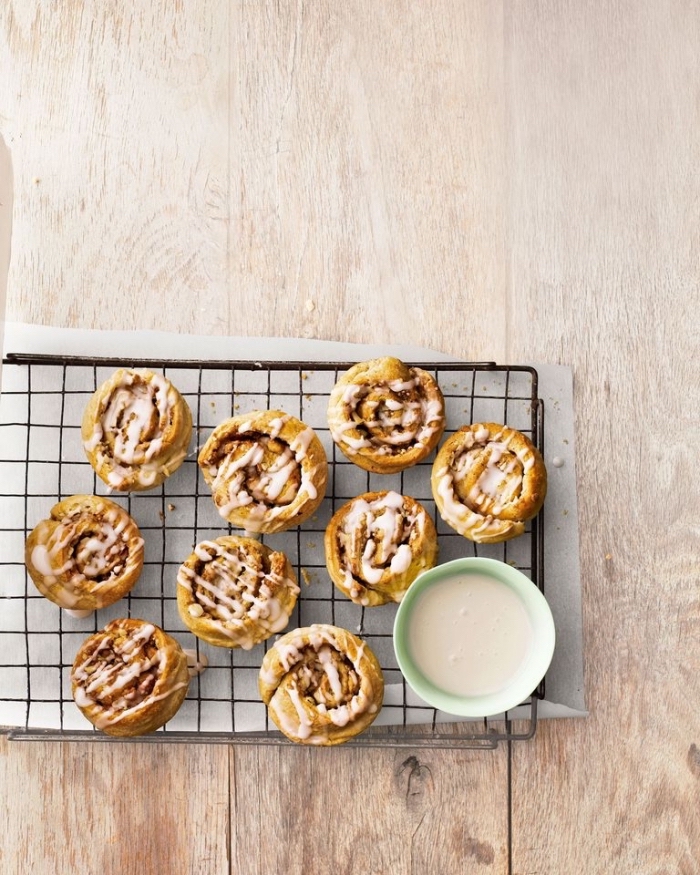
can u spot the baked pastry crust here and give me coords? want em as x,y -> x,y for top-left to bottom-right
325,491 -> 438,606
82,368 -> 192,491
197,410 -> 328,534
431,422 -> 547,543
259,624 -> 384,745
71,618 -> 190,736
25,494 -> 144,611
177,536 -> 299,649
327,357 -> 445,473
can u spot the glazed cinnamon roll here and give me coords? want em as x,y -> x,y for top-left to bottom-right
327,357 -> 445,473
197,410 -> 328,534
259,624 -> 384,745
325,491 -> 438,606
82,368 -> 192,491
431,423 -> 547,543
177,536 -> 300,649
71,618 -> 190,736
25,495 -> 144,612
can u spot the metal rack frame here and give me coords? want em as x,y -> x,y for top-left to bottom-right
0,354 -> 545,748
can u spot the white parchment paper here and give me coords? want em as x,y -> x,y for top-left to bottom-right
0,323 -> 586,733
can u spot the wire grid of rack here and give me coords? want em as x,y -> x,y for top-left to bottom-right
0,354 -> 545,748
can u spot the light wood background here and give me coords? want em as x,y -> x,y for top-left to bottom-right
1,2 -> 699,873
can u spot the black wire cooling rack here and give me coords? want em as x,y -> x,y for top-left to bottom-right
0,354 -> 545,748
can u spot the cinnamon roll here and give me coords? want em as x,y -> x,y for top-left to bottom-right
258,624 -> 384,745
71,618 -> 190,736
197,410 -> 328,534
177,536 -> 300,649
327,357 -> 445,473
325,491 -> 438,606
431,423 -> 547,543
25,495 -> 144,612
82,368 -> 192,491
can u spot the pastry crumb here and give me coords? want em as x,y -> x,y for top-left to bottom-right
605,553 -> 612,560
167,503 -> 176,512
305,299 -> 316,312
158,510 -> 165,522
301,569 -> 313,586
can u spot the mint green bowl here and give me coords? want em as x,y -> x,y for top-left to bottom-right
393,557 -> 556,718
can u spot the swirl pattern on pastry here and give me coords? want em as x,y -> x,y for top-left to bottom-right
259,624 -> 384,745
431,423 -> 547,543
327,357 -> 445,473
197,410 -> 328,534
82,368 -> 192,491
325,491 -> 438,606
177,536 -> 300,649
71,618 -> 190,736
25,495 -> 144,612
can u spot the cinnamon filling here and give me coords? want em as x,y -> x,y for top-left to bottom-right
75,628 -> 161,712
70,523 -> 130,582
209,434 -> 301,508
291,646 -> 360,709
184,544 -> 287,622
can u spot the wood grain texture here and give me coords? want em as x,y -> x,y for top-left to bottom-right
1,0 -> 508,360
0,133 -> 10,328
0,735 -> 231,875
1,1 -> 231,334
231,745 -> 507,875
506,1 -> 700,872
229,0 -> 507,357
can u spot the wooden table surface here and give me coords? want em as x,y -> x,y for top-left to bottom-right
1,2 -> 699,873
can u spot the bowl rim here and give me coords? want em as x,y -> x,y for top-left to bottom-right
392,556 -> 556,717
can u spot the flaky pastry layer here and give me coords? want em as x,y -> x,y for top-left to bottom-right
259,624 -> 384,745
25,494 -> 144,611
177,536 -> 299,649
327,357 -> 445,473
197,410 -> 327,534
431,422 -> 547,543
82,368 -> 192,492
325,490 -> 438,606
71,618 -> 190,737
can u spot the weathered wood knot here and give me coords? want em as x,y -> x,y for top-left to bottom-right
397,755 -> 433,800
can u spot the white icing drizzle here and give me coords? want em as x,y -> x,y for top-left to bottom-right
209,417 -> 321,527
178,540 -> 299,649
318,646 -> 343,700
330,367 -> 443,456
435,466 -> 511,538
339,492 -> 425,594
262,626 -> 377,742
268,415 -> 290,438
72,622 -> 186,729
84,370 -> 186,489
285,686 -> 313,739
28,502 -> 142,609
432,423 -> 543,540
183,649 -> 209,677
